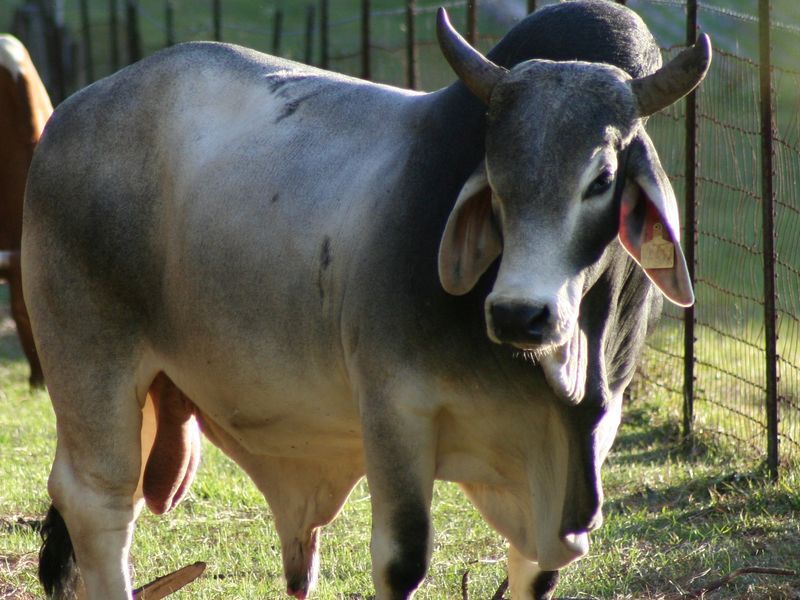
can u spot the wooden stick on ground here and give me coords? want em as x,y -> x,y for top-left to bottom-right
490,576 -> 509,600
459,571 -> 508,600
679,566 -> 795,599
133,561 -> 207,599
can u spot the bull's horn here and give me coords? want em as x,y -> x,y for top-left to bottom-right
436,7 -> 506,105
631,33 -> 712,117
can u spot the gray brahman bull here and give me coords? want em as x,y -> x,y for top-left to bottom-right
26,1 -> 710,599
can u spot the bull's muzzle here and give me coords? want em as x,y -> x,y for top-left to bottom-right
488,300 -> 553,347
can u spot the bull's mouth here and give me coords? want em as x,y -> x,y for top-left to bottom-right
562,531 -> 590,557
507,339 -> 560,361
487,323 -> 573,357
534,530 -> 592,572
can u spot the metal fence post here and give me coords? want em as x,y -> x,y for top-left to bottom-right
212,0 -> 221,41
109,0 -> 119,71
38,0 -> 66,102
406,0 -> 417,90
320,0 -> 329,69
126,0 -> 141,64
361,0 -> 371,80
682,0 -> 698,443
466,0 -> 477,46
304,4 -> 316,66
79,0 -> 94,82
272,9 -> 283,56
165,0 -> 175,47
758,0 -> 779,480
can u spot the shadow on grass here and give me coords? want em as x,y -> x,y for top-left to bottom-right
609,469 -> 752,514
599,468 -> 800,598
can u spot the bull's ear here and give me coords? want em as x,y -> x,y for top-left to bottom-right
438,163 -> 502,295
618,132 -> 694,307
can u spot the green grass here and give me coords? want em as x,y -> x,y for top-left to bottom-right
1,285 -> 799,599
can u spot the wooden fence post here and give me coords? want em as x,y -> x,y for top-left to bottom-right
527,0 -> 536,13
759,0 -> 779,480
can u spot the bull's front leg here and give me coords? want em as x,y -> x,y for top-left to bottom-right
359,385 -> 437,600
508,545 -> 560,600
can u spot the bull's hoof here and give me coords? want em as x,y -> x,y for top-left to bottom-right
29,369 -> 45,389
286,577 -> 309,599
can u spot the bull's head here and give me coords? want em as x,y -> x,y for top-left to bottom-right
437,8 -> 709,399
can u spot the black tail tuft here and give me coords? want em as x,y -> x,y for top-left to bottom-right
39,504 -> 79,599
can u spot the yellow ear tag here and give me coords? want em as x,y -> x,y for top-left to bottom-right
641,222 -> 674,269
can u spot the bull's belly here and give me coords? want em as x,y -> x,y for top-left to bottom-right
162,357 -> 362,460
159,340 -> 558,495
199,403 -> 364,460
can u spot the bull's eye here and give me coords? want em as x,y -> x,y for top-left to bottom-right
584,170 -> 614,199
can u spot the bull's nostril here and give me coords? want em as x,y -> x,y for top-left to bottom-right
490,301 -> 550,344
490,303 -> 512,337
525,305 -> 550,339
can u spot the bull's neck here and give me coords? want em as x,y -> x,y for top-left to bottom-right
418,81 -> 488,183
410,15 -> 558,185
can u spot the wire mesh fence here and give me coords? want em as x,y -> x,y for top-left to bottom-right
630,0 -> 800,476
4,0 -> 799,476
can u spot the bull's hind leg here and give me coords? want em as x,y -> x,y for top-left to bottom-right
37,349 -> 153,599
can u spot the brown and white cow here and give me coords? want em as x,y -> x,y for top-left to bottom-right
0,33 -> 51,386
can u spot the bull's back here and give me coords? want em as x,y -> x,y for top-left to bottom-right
23,42 -> 423,411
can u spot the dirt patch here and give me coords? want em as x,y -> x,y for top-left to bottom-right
0,554 -> 37,600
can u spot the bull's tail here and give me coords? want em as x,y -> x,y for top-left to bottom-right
39,504 -> 81,599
